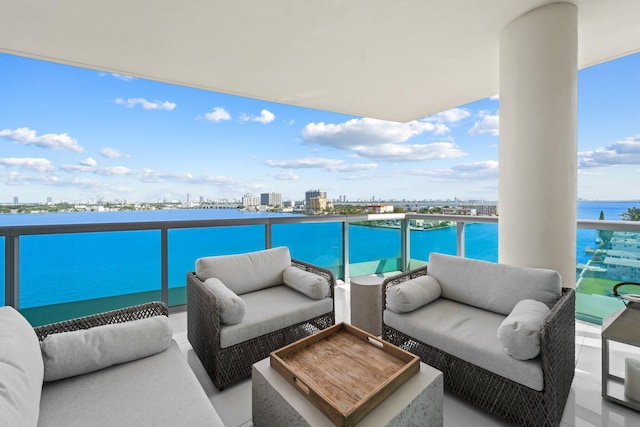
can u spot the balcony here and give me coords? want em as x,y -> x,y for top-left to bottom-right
2,212 -> 640,426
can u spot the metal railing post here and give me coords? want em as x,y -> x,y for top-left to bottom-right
342,221 -> 349,281
5,235 -> 19,308
401,218 -> 410,271
161,227 -> 169,304
457,221 -> 466,257
265,222 -> 272,249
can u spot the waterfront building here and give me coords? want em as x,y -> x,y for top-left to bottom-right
460,204 -> 498,216
367,204 -> 394,214
442,207 -> 477,215
603,231 -> 640,281
242,193 -> 259,208
307,196 -> 327,213
305,189 -> 326,206
260,192 -> 282,207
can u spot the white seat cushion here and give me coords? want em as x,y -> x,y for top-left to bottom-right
384,298 -> 544,391
39,341 -> 224,427
220,285 -> 333,348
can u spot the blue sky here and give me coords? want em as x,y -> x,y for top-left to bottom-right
1,52 -> 639,204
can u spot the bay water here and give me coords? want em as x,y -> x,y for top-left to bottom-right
2,201 -> 637,308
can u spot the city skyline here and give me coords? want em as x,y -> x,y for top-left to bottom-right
1,52 -> 640,204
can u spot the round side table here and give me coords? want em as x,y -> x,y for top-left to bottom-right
349,275 -> 384,336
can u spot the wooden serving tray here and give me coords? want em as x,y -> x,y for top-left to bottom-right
270,323 -> 420,427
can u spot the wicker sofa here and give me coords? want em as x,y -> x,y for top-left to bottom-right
381,253 -> 575,427
0,302 -> 224,427
187,246 -> 335,390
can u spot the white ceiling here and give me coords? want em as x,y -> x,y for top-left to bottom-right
1,0 -> 640,122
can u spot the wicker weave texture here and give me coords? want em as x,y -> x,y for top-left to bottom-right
34,301 -> 169,341
381,266 -> 576,427
187,258 -> 336,390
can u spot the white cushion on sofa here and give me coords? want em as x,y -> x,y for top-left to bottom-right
427,252 -> 562,315
387,275 -> 441,313
0,306 -> 44,427
497,299 -> 550,360
40,315 -> 173,382
39,341 -> 225,427
384,299 -> 544,391
220,285 -> 333,348
196,246 -> 292,295
283,266 -> 329,300
204,278 -> 247,324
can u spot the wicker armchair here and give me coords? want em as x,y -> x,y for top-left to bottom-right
381,265 -> 576,427
187,257 -> 335,390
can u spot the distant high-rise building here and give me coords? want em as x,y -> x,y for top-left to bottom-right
260,192 -> 282,207
46,197 -> 52,204
242,193 -> 259,207
305,189 -> 326,206
13,196 -> 18,204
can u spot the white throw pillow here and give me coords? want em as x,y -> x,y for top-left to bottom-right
497,299 -> 550,360
282,266 -> 330,300
386,275 -> 442,313
0,306 -> 44,427
40,315 -> 173,382
204,277 -> 247,324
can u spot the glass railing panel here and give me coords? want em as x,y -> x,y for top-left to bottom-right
465,223 -> 498,262
1,236 -> 4,306
19,230 -> 161,326
576,227 -> 626,324
272,222 -> 343,279
349,222 -> 401,277
168,225 -> 265,306
408,220 -> 458,268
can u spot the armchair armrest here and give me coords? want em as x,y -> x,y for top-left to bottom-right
34,301 -> 168,341
187,272 -> 222,381
540,287 -> 575,412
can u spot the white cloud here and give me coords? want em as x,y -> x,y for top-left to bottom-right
99,73 -> 134,81
301,117 -> 466,161
0,157 -> 54,171
241,109 -> 276,124
468,113 -> 499,136
270,171 -> 299,180
427,108 -> 471,124
406,160 -> 499,181
489,94 -> 500,101
203,107 -> 232,122
100,147 -> 129,158
579,135 -> 640,168
0,127 -> 85,152
254,109 -> 275,124
79,157 -> 97,167
115,97 -> 176,111
265,157 -> 378,172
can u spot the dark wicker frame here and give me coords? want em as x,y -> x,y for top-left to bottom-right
187,258 -> 335,390
34,301 -> 169,341
380,266 -> 576,427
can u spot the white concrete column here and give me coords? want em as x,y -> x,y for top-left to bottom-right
499,3 -> 578,287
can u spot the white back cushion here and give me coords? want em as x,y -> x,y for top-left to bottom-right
427,252 -> 562,315
40,315 -> 173,382
196,246 -> 292,295
0,306 -> 44,427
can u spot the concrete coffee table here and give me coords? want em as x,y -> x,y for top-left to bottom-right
252,357 -> 443,427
